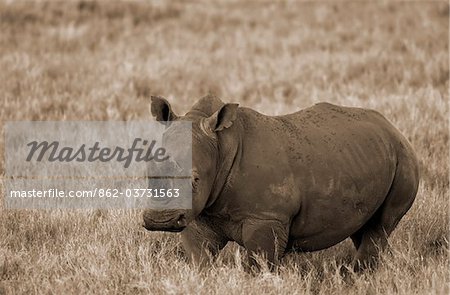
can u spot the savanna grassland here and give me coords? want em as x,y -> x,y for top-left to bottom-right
0,1 -> 448,294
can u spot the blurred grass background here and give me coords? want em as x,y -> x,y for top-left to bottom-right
0,1 -> 448,294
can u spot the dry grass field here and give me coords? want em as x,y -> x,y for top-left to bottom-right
0,1 -> 449,294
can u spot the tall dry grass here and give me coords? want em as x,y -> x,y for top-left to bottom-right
0,1 -> 448,294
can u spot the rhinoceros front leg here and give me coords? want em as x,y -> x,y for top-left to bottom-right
242,219 -> 289,271
180,218 -> 228,267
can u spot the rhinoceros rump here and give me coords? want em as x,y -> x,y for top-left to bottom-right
143,95 -> 419,271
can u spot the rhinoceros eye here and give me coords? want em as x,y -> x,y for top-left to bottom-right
192,177 -> 199,192
191,171 -> 200,192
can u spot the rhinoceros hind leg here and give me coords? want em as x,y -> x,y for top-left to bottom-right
352,225 -> 389,272
350,230 -> 364,250
352,157 -> 419,272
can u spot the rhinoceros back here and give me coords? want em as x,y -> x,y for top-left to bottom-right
237,102 -> 420,251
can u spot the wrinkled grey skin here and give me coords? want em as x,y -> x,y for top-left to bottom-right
143,95 -> 419,271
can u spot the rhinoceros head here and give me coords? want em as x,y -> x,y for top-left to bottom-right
142,95 -> 239,232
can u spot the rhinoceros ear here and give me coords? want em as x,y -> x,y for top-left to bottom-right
205,103 -> 239,132
150,96 -> 178,122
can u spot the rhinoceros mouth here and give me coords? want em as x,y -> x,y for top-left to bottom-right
145,217 -> 177,224
144,226 -> 186,233
142,214 -> 187,232
142,222 -> 186,232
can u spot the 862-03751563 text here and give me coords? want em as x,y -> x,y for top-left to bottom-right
8,188 -> 181,198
